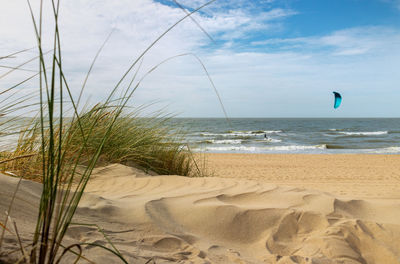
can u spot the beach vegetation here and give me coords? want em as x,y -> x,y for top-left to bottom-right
0,0 -> 215,263
0,105 -> 203,179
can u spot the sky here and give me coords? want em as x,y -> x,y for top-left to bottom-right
0,0 -> 400,117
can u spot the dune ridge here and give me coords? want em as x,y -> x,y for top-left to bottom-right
1,163 -> 400,263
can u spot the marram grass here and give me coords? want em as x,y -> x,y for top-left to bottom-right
1,104 -> 203,179
0,0 -> 216,263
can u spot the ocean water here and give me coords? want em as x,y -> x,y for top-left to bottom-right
2,118 -> 400,154
170,118 -> 400,154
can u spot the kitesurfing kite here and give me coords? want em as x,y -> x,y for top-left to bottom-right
333,91 -> 342,109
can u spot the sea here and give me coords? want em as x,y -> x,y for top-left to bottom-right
1,118 -> 400,154
170,118 -> 400,154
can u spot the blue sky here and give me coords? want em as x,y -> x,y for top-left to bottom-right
288,0 -> 400,34
1,0 -> 400,117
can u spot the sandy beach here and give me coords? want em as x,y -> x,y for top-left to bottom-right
2,0 -> 400,262
1,154 -> 400,263
206,154 -> 400,199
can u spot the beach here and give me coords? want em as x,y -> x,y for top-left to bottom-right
2,153 -> 400,263
206,153 -> 400,199
2,0 -> 400,262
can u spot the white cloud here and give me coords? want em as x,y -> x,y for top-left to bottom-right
252,27 -> 400,57
0,1 -> 296,105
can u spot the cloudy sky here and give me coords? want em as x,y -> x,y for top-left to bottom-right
1,0 -> 400,117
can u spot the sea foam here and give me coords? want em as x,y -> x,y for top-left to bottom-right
339,131 -> 388,136
194,144 -> 326,153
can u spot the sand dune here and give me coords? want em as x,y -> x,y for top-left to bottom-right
2,161 -> 400,263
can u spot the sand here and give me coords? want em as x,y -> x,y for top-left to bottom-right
1,154 -> 400,263
206,154 -> 400,199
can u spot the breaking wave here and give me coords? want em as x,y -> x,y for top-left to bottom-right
199,130 -> 282,137
193,144 -> 327,153
338,131 -> 388,136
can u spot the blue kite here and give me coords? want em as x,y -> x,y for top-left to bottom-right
333,91 -> 342,109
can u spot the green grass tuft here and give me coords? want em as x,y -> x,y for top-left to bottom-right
1,104 -> 203,179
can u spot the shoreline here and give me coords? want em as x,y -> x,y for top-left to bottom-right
205,153 -> 400,199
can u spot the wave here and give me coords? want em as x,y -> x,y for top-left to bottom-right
198,132 -> 245,137
199,130 -> 282,137
325,144 -> 348,149
328,128 -> 345,132
255,137 -> 282,143
198,132 -> 224,137
226,130 -> 282,134
265,130 -> 283,134
204,139 -> 243,144
200,137 -> 282,144
266,145 -> 327,151
338,131 -> 388,136
264,137 -> 282,143
193,144 -> 326,153
195,146 -> 261,152
367,146 -> 400,154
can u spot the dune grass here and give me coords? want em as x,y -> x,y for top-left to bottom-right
0,0 -> 216,263
0,104 -> 202,179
